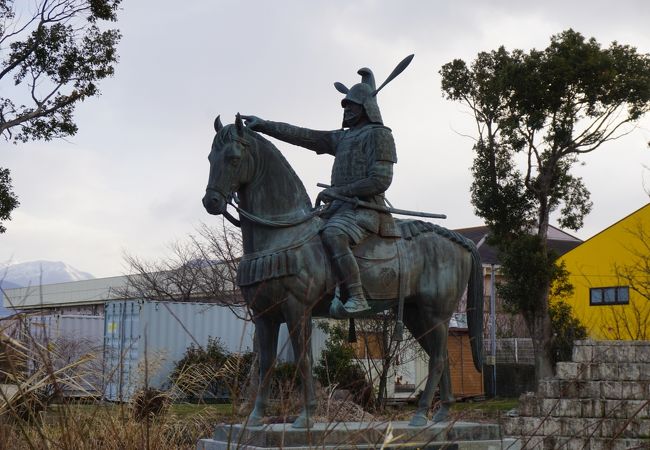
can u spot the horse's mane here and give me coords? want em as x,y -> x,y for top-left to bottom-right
218,124 -> 312,208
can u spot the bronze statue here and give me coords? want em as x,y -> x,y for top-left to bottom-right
202,78 -> 483,427
242,65 -> 400,317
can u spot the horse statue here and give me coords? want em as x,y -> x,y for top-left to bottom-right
202,115 -> 483,429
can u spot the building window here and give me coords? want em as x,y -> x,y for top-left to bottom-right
589,286 -> 629,306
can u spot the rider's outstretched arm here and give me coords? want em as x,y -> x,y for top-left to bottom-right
244,116 -> 338,155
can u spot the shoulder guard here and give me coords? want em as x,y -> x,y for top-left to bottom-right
366,125 -> 397,163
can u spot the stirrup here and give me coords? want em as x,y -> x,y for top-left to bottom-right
329,297 -> 347,319
343,297 -> 371,317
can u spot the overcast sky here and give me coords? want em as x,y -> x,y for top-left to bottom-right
2,1 -> 650,278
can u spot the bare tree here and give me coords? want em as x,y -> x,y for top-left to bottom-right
118,220 -> 246,318
354,313 -> 423,410
605,220 -> 650,340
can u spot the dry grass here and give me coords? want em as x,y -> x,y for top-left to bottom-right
0,314 -> 517,449
0,403 -> 229,450
0,317 -> 234,450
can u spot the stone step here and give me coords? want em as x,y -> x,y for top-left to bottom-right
197,421 -> 514,450
515,398 -> 650,419
504,416 -> 650,439
573,340 -> 650,364
537,379 -> 650,400
555,362 -> 650,381
512,436 -> 650,450
198,437 -> 521,450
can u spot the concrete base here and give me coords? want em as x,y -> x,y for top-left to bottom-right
197,421 -> 520,449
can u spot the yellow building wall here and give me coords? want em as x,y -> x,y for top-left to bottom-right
558,204 -> 650,340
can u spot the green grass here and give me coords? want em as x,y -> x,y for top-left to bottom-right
448,397 -> 518,422
451,397 -> 518,413
169,403 -> 235,417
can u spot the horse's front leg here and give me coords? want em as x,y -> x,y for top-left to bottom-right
248,316 -> 280,427
285,306 -> 317,429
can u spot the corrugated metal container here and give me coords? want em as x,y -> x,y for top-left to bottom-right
29,314 -> 104,342
103,300 -> 254,401
27,314 -> 105,396
276,319 -> 328,363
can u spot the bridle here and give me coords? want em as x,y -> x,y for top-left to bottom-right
207,131 -> 321,229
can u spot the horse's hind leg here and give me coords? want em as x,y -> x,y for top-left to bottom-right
248,316 -> 280,427
404,307 -> 452,426
284,306 -> 317,429
432,358 -> 453,422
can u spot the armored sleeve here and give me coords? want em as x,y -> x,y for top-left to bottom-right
337,161 -> 393,198
370,126 -> 397,163
256,120 -> 339,155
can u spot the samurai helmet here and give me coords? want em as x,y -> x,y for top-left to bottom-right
335,67 -> 383,125
334,55 -> 414,128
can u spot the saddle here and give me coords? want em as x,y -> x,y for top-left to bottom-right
354,233 -> 400,300
352,219 -> 433,301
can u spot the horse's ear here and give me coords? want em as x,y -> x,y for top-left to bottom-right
334,82 -> 349,94
214,115 -> 223,133
235,113 -> 244,136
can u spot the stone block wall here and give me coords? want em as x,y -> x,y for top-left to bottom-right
503,340 -> 650,449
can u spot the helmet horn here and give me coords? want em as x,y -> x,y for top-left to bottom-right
334,82 -> 349,94
372,54 -> 414,97
357,68 -> 376,90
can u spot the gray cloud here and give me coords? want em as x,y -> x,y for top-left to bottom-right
2,1 -> 649,276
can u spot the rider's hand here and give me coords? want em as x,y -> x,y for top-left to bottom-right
315,186 -> 343,206
241,115 -> 264,130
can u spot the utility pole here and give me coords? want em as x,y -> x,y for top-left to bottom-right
490,263 -> 496,397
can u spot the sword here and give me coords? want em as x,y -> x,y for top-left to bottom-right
316,183 -> 446,219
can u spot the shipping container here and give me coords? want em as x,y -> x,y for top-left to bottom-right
276,319 -> 328,363
103,300 -> 254,401
27,314 -> 105,397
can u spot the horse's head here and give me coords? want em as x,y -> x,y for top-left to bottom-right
202,114 -> 252,216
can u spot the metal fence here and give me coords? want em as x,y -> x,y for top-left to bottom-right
484,338 -> 534,365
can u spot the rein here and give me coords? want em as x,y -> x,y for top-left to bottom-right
227,198 -> 321,228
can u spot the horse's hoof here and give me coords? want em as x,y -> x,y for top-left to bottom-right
291,413 -> 313,429
247,412 -> 264,427
409,413 -> 428,427
432,406 -> 449,423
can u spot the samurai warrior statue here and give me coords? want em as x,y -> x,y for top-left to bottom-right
243,59 -> 411,317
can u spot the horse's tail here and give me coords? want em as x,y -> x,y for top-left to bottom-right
466,241 -> 484,371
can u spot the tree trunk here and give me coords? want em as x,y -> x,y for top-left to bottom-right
529,197 -> 554,383
377,366 -> 388,410
524,288 -> 554,384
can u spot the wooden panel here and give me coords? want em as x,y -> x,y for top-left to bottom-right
353,331 -> 384,360
447,332 -> 484,398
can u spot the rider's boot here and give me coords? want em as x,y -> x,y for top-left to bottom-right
332,252 -> 371,316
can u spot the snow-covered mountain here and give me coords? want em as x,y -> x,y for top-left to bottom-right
0,261 -> 94,288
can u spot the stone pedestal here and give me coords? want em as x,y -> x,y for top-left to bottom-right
503,340 -> 650,449
197,421 -> 519,449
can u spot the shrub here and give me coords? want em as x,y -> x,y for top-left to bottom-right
130,387 -> 170,422
313,323 -> 374,407
170,338 -> 254,404
549,300 -> 588,364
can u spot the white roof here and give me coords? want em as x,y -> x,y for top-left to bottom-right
2,276 -> 129,310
